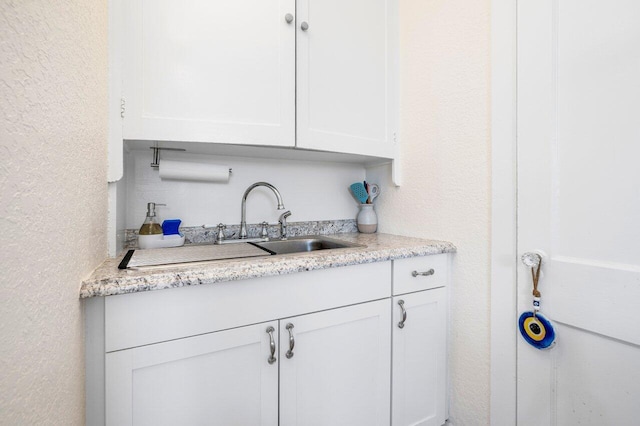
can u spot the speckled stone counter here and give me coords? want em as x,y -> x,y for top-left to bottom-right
80,233 -> 456,298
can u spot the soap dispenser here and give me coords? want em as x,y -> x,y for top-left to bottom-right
137,202 -> 186,249
138,202 -> 165,249
139,202 -> 163,236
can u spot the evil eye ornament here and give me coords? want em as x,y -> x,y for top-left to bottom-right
518,311 -> 556,349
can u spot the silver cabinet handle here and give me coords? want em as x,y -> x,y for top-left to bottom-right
300,21 -> 309,31
266,326 -> 277,364
285,323 -> 295,359
285,13 -> 294,24
398,300 -> 407,329
411,268 -> 435,277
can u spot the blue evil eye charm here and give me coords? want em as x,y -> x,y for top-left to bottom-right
519,311 -> 556,350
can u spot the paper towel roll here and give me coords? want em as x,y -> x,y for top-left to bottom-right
159,160 -> 230,183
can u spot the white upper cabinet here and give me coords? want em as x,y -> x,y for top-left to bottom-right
121,0 -> 296,146
296,0 -> 398,158
116,0 -> 397,158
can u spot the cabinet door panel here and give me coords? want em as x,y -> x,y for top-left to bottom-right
106,322 -> 278,426
392,288 -> 447,426
122,0 -> 295,146
297,0 -> 397,158
280,300 -> 391,426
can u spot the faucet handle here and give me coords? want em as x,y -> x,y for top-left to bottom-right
216,223 -> 226,243
279,210 -> 292,223
279,211 -> 292,240
260,222 -> 269,239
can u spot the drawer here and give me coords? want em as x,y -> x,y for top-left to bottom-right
393,254 -> 449,295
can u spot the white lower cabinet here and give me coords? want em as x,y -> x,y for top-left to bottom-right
280,300 -> 391,426
105,321 -> 279,426
105,300 -> 391,426
392,288 -> 447,426
89,258 -> 450,426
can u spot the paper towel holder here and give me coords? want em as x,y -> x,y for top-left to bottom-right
150,146 -> 186,168
149,146 -> 233,174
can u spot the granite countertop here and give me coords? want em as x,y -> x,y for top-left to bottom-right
80,233 -> 456,298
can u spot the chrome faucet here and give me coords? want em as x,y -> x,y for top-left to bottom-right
240,182 -> 285,239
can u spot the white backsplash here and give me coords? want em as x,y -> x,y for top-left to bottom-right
124,149 -> 367,230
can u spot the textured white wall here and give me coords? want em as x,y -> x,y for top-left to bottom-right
367,0 -> 491,424
0,1 -> 108,424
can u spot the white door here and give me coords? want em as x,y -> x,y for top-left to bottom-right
121,0 -> 295,146
105,321 -> 279,426
279,300 -> 391,426
296,0 -> 398,158
517,0 -> 640,424
392,288 -> 447,426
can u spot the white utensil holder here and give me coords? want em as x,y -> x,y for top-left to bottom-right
357,204 -> 378,233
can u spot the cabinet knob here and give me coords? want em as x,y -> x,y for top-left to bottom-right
300,21 -> 309,31
285,13 -> 294,24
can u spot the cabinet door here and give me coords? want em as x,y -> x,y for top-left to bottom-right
279,299 -> 391,426
392,288 -> 447,426
121,0 -> 295,146
296,0 -> 398,158
106,321 -> 279,426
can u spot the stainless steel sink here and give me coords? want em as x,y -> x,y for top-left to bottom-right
251,236 -> 364,255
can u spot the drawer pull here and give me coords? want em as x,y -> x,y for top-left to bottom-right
285,323 -> 295,359
398,300 -> 407,329
411,268 -> 435,277
266,326 -> 277,364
